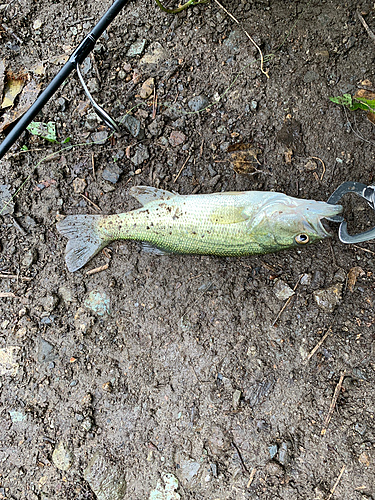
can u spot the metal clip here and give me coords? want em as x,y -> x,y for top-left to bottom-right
327,181 -> 375,243
76,63 -> 120,132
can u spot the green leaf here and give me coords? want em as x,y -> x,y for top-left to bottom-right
354,97 -> 375,111
27,121 -> 57,142
62,136 -> 71,144
20,145 -> 29,151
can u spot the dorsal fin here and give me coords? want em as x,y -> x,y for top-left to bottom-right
129,186 -> 176,206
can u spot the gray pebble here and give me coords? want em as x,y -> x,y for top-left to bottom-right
84,452 -> 126,500
131,145 -> 150,166
127,39 -> 146,57
21,249 -> 37,268
52,442 -> 74,471
102,163 -> 122,183
188,94 -> 209,112
122,114 -> 142,138
37,337 -> 57,364
91,131 -> 108,144
313,284 -> 343,312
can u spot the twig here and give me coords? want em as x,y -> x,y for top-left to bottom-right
357,11 -> 375,44
272,275 -> 301,326
0,292 -> 17,298
80,193 -> 101,212
231,441 -> 249,475
0,274 -> 32,281
308,156 -> 326,181
321,371 -> 346,436
213,0 -> 269,78
247,468 -> 256,488
91,153 -> 96,181
174,154 -> 191,182
306,326 -> 332,363
326,465 -> 346,500
152,86 -> 158,120
352,244 -> 375,256
86,263 -> 109,275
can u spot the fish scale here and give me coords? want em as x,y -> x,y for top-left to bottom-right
57,186 -> 343,272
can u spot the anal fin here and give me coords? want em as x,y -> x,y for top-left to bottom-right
141,242 -> 172,256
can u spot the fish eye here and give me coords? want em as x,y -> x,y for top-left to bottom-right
295,233 -> 309,245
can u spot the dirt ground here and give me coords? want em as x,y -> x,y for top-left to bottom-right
1,0 -> 375,498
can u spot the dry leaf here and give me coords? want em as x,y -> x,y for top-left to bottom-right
355,89 -> 375,100
1,75 -> 25,109
227,143 -> 261,174
0,59 -> 6,101
140,77 -> 154,99
361,79 -> 373,87
284,148 -> 293,164
367,111 -> 375,125
347,266 -> 365,293
0,79 -> 41,132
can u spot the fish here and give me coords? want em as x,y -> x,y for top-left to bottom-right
56,185 -> 343,272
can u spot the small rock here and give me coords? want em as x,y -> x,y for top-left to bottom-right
37,338 -> 57,364
87,78 -> 100,93
102,381 -> 113,392
273,280 -> 295,300
313,283 -> 343,312
334,268 -> 347,283
52,442 -> 74,471
102,164 -> 122,183
188,95 -> 209,112
355,422 -> 366,435
250,100 -> 258,110
21,249 -> 37,268
91,131 -> 108,144
84,290 -> 110,316
84,453 -> 126,500
73,177 -> 87,194
278,442 -> 290,465
358,452 -> 370,466
75,307 -> 95,334
33,19 -> 42,30
300,273 -> 312,285
81,416 -> 93,432
232,389 -> 241,409
59,285 -> 75,303
148,117 -> 164,136
81,56 -> 92,76
131,145 -> 149,166
169,130 -> 186,147
178,459 -> 201,482
140,77 -> 154,99
0,185 -> 14,215
149,474 -> 180,500
85,112 -> 101,131
122,114 -> 142,138
266,461 -> 284,476
9,410 -> 27,422
0,346 -> 20,376
140,41 -> 168,70
127,39 -> 146,57
268,444 -> 278,459
41,294 -> 59,313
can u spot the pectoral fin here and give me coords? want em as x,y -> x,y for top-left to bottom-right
210,206 -> 249,225
129,186 -> 176,206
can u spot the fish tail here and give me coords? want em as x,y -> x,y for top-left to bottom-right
56,214 -> 112,272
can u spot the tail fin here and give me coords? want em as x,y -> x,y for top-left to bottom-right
56,215 -> 110,272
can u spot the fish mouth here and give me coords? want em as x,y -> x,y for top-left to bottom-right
306,202 -> 343,237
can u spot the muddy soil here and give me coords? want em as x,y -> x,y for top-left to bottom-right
1,0 -> 375,498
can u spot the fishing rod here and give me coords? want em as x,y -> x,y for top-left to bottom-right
0,0 -> 132,161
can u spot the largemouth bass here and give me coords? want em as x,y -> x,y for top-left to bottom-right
57,185 -> 343,272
